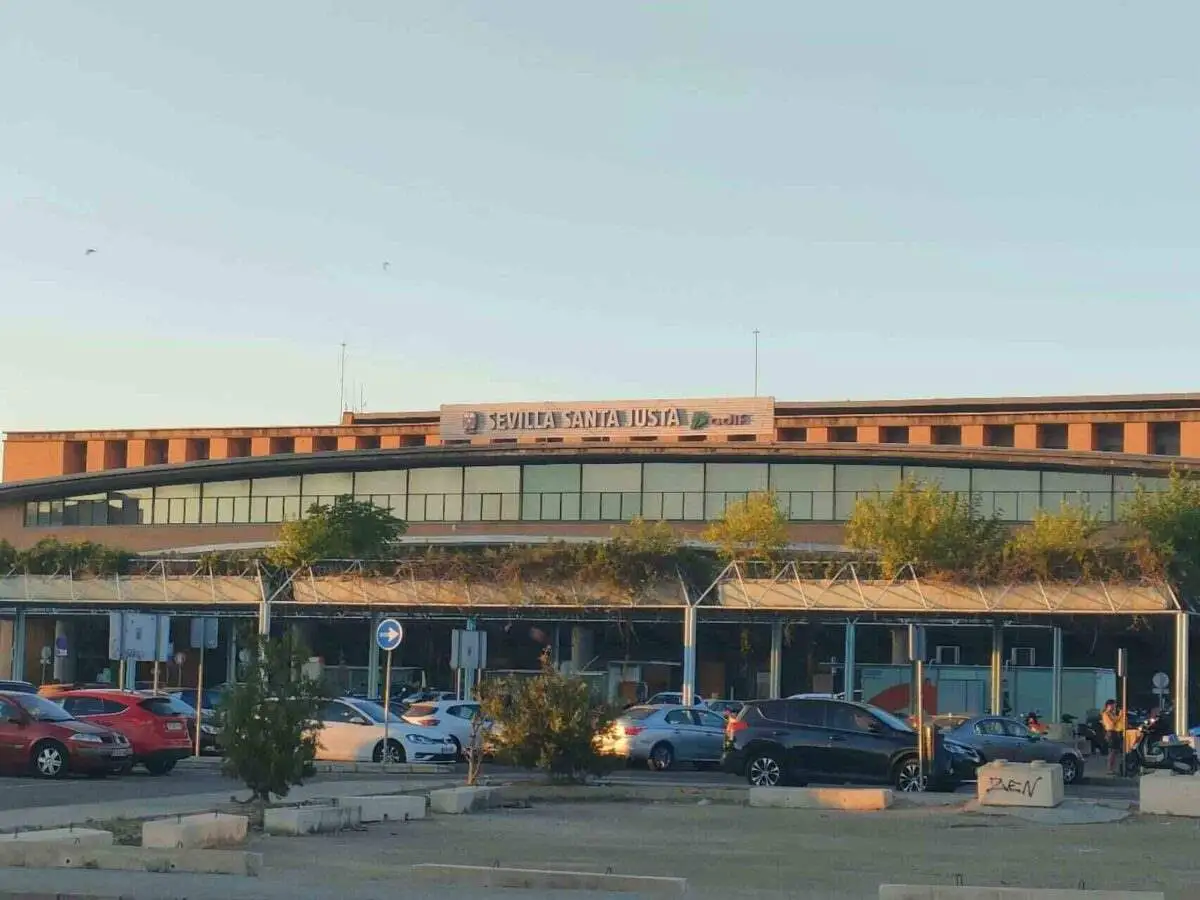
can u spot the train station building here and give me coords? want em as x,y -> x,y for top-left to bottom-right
0,393 -> 1195,726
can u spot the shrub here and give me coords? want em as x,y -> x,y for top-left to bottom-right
478,650 -> 617,782
220,635 -> 330,802
702,491 -> 789,561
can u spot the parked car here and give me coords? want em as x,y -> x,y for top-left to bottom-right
722,697 -> 978,791
56,690 -> 194,775
0,680 -> 36,694
0,691 -> 132,779
941,715 -> 1086,785
167,696 -> 223,754
645,692 -> 706,707
314,697 -> 457,764
37,682 -> 111,699
402,700 -> 482,759
168,686 -> 228,714
602,705 -> 729,770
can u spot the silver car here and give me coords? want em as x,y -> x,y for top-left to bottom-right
943,715 -> 1086,785
602,704 -> 728,771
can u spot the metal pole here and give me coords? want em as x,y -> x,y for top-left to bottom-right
1176,612 -> 1190,738
753,329 -> 760,397
367,616 -> 381,699
843,621 -> 857,702
682,604 -> 698,705
382,648 -> 393,769
989,622 -> 1004,715
11,611 -> 26,682
1120,669 -> 1129,777
118,658 -> 126,691
1050,626 -> 1063,724
914,658 -> 925,789
768,621 -> 783,699
194,648 -> 204,758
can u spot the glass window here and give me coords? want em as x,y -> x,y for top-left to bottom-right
1114,474 -> 1169,516
970,468 -> 1041,522
770,464 -> 835,521
581,463 -> 640,492
301,473 -> 353,497
24,503 -> 36,527
579,464 -> 640,521
664,709 -> 692,726
464,466 -> 520,494
252,476 -> 301,498
643,463 -> 704,521
108,488 -> 151,525
834,465 -> 902,520
523,464 -> 581,492
354,470 -> 407,495
1041,472 -> 1113,520
408,467 -> 463,495
704,464 -> 767,520
829,704 -> 880,733
784,700 -> 826,726
320,701 -> 359,723
697,711 -> 726,729
902,466 -> 971,492
202,480 -> 251,498
64,494 -> 108,526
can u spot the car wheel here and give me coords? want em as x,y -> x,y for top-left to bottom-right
1059,755 -> 1082,785
894,756 -> 927,792
373,740 -> 406,764
648,742 -> 674,772
746,753 -> 783,787
145,759 -> 176,776
31,741 -> 68,780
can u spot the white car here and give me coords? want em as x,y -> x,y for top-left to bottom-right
314,697 -> 457,764
403,700 -> 482,759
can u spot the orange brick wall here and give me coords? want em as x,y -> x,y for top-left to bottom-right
2,441 -> 67,482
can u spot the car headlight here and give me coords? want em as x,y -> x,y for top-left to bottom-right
69,733 -> 103,744
405,733 -> 438,745
201,725 -> 219,735
945,740 -> 980,761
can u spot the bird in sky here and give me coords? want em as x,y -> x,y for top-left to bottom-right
381,261 -> 390,271
84,248 -> 97,255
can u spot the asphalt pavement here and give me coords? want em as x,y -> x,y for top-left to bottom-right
0,758 -> 1136,811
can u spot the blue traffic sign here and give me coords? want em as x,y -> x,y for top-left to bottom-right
376,618 -> 404,652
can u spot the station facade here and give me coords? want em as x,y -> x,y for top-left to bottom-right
0,393 -> 1196,720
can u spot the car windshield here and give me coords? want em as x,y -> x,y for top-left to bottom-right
141,696 -> 195,717
405,704 -> 438,718
345,699 -> 396,723
868,706 -> 914,733
15,694 -> 74,722
622,707 -> 656,721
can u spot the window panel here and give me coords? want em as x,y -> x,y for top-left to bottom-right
464,466 -> 520,494
902,466 -> 971,492
283,496 -> 302,521
581,463 -> 641,492
1042,472 -> 1113,520
202,480 -> 251,498
252,476 -> 302,498
408,467 -> 463,495
970,468 -> 1041,522
24,503 -> 37,527
109,488 -> 151,525
770,464 -> 835,520
834,465 -> 902,520
301,473 -> 353,497
522,464 -> 581,492
154,483 -> 201,498
643,463 -> 704,492
265,497 -> 285,522
353,470 -> 407,495
705,463 -> 768,493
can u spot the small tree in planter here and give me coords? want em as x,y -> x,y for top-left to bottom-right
479,650 -> 616,783
221,634 -> 330,803
464,706 -> 488,787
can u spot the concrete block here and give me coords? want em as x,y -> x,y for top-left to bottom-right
142,813 -> 248,849
748,786 -> 893,811
880,887 -> 1163,899
0,828 -> 112,847
977,761 -> 1064,808
355,794 -> 426,823
0,843 -> 261,876
411,863 -> 688,898
1138,769 -> 1200,816
428,786 -> 498,815
263,803 -> 362,835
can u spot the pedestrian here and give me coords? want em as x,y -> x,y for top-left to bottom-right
1101,699 -> 1121,774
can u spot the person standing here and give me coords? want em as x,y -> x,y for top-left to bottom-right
1101,699 -> 1122,775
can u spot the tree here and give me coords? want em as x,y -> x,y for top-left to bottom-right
702,491 -> 788,562
844,478 -> 1005,579
267,496 -> 406,567
1002,503 -> 1104,580
1122,470 -> 1200,598
220,634 -> 330,802
478,650 -> 616,782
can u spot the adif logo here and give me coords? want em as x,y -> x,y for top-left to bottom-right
690,411 -> 710,430
462,412 -> 480,434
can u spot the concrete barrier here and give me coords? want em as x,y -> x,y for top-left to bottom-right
749,786 -> 894,811
977,761 -> 1064,809
0,828 -> 113,847
356,794 -> 427,823
0,842 -> 261,876
263,803 -> 362,835
142,812 -> 248,849
1138,769 -> 1200,816
411,863 -> 688,897
428,786 -> 498,815
880,887 -> 1163,899
496,782 -> 749,806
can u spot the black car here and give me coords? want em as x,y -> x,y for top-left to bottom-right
722,698 -> 979,791
0,681 -> 36,695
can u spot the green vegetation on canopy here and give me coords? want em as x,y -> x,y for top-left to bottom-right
267,495 -> 408,567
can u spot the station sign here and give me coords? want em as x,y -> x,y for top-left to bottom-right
439,397 -> 773,441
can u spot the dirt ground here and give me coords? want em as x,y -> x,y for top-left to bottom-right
251,801 -> 1200,899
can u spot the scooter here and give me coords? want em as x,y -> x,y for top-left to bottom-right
1124,707 -> 1199,776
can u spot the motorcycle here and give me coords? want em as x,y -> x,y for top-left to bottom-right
1124,707 -> 1199,776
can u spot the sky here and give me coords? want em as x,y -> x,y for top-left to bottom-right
1,2 -> 1198,436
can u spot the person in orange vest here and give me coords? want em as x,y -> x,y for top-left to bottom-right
1101,699 -> 1123,775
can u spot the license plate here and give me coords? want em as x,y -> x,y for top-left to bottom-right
166,722 -> 184,731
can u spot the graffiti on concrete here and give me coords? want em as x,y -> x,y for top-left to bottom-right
985,775 -> 1044,798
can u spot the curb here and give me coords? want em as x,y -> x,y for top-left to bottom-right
175,757 -> 454,776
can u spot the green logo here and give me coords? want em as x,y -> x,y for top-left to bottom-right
690,411 -> 710,430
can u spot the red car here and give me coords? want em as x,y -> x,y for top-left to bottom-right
0,691 -> 133,779
58,690 -> 194,775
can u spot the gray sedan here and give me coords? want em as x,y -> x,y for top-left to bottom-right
943,715 -> 1085,785
601,705 -> 728,771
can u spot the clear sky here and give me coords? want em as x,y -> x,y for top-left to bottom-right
1,2 -> 1197,435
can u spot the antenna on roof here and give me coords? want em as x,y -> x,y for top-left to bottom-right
339,342 -> 347,416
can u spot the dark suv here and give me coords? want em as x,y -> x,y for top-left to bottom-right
722,698 -> 978,791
